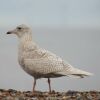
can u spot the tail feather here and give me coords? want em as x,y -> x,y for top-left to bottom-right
70,68 -> 93,76
58,67 -> 93,78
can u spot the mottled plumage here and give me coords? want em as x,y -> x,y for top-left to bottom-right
7,24 -> 93,92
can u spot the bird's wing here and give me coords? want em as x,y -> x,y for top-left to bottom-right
24,58 -> 71,74
23,43 -> 73,75
23,43 -> 92,77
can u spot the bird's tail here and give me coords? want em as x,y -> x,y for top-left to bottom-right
67,67 -> 93,78
58,67 -> 93,78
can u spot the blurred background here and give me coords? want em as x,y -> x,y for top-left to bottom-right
0,0 -> 100,91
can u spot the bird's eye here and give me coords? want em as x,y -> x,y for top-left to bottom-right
17,27 -> 22,30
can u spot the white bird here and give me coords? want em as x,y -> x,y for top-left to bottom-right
7,24 -> 93,92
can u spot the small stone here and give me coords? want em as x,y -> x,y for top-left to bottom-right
31,97 -> 38,100
0,92 -> 2,96
4,96 -> 14,100
62,96 -> 69,99
97,92 -> 100,99
14,96 -> 25,100
44,92 -> 49,96
86,93 -> 93,100
0,89 -> 5,92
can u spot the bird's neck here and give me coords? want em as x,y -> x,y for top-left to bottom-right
18,33 -> 37,51
19,33 -> 32,43
19,33 -> 33,50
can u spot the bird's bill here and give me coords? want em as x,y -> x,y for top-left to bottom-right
6,29 -> 15,34
6,31 -> 12,34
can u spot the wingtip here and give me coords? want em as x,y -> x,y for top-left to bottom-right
86,72 -> 94,76
89,73 -> 94,76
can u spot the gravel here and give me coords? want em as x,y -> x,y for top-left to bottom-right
0,89 -> 100,100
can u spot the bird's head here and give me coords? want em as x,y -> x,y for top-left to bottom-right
7,24 -> 32,38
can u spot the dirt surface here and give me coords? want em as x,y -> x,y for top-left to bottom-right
0,89 -> 100,100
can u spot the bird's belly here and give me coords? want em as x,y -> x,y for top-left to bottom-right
19,60 -> 64,79
18,57 -> 33,76
18,55 -> 65,79
18,58 -> 42,78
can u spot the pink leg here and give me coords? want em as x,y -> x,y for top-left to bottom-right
48,78 -> 51,92
33,78 -> 36,93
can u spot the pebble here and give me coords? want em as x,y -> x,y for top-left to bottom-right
0,89 -> 99,100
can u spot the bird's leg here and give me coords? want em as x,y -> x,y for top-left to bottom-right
33,78 -> 36,93
48,78 -> 51,93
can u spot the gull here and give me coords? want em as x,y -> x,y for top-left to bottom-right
7,24 -> 93,92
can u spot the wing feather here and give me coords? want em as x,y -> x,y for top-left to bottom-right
24,58 -> 71,74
